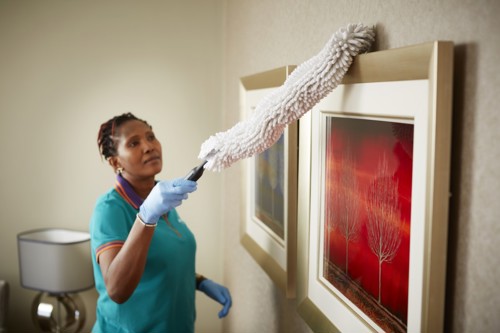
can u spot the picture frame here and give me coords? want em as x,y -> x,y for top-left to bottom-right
240,66 -> 298,298
296,41 -> 453,332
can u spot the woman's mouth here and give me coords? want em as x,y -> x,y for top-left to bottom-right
144,156 -> 161,164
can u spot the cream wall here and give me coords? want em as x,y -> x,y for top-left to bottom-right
0,1 -> 223,332
222,0 -> 500,333
2,1 -> 500,333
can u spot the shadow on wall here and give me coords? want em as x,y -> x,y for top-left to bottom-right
372,22 -> 389,52
445,42 -> 478,333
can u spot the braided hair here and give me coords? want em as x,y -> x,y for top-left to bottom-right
97,112 -> 151,159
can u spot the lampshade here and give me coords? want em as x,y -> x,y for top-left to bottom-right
18,228 -> 94,294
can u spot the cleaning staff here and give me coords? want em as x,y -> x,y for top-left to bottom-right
90,112 -> 231,332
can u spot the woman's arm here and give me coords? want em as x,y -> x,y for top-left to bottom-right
98,216 -> 154,304
98,178 -> 197,303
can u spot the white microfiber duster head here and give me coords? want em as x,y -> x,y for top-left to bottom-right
199,23 -> 375,171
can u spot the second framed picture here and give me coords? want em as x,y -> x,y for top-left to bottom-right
240,66 -> 298,298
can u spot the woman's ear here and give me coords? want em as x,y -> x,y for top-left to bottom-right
108,156 -> 120,173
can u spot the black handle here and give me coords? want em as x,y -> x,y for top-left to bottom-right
184,161 -> 208,181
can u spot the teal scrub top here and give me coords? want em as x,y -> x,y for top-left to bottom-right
89,188 -> 197,333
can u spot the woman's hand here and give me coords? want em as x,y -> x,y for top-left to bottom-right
139,178 -> 197,225
198,279 -> 232,318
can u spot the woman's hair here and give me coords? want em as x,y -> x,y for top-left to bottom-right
97,112 -> 151,159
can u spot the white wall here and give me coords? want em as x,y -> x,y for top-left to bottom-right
0,1 -> 224,332
222,1 -> 500,333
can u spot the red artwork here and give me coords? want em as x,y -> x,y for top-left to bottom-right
323,117 -> 413,333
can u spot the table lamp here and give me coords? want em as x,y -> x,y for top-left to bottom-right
17,228 -> 94,333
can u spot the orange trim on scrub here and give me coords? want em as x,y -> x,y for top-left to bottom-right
96,240 -> 125,263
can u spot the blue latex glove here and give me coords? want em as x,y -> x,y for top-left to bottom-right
139,178 -> 197,225
198,279 -> 232,318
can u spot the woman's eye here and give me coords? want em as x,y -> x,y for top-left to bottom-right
129,141 -> 139,147
148,134 -> 156,141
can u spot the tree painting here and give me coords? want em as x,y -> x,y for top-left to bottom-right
325,143 -> 361,274
366,154 -> 402,303
323,117 -> 413,333
335,144 -> 361,273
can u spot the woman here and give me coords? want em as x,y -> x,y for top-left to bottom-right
90,113 -> 231,332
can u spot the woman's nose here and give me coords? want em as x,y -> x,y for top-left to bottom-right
143,140 -> 154,152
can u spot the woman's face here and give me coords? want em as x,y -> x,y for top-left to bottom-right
110,119 -> 163,180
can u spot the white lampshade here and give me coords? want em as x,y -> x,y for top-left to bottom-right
18,228 -> 94,294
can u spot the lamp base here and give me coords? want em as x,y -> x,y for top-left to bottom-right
32,292 -> 86,333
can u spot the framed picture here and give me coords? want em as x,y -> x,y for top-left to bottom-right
240,66 -> 298,298
297,42 -> 453,332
